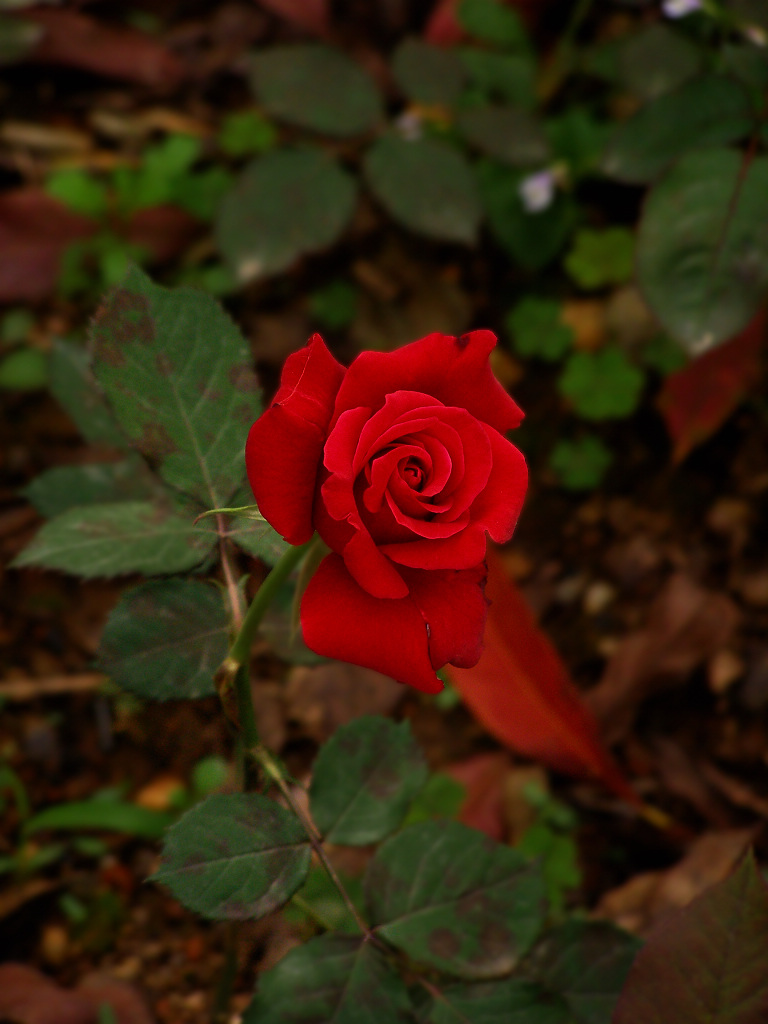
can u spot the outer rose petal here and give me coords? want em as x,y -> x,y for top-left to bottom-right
331,331 -> 524,435
246,335 -> 345,545
469,428 -> 528,543
301,554 -> 488,693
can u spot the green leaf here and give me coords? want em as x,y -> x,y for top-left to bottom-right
506,297 -> 573,362
564,227 -> 634,289
457,0 -> 530,50
531,920 -> 641,1024
249,44 -> 383,138
640,334 -> 688,375
217,148 -> 357,282
172,166 -> 233,221
1,308 -> 34,343
456,106 -> 549,167
391,38 -> 466,106
636,148 -> 768,353
545,108 -> 607,178
617,24 -> 704,100
310,716 -> 429,845
613,853 -> 768,1024
308,280 -> 358,330
243,935 -> 414,1024
0,346 -> 47,390
601,75 -> 754,184
403,772 -> 465,828
548,436 -> 612,491
46,169 -> 109,218
477,159 -> 576,270
366,820 -> 546,979
23,459 -> 161,518
153,793 -> 310,920
219,109 -> 278,157
49,338 -> 128,449
459,48 -> 536,108
12,501 -> 217,578
89,265 -> 261,508
0,13 -> 43,65
97,579 -> 229,701
558,349 -> 644,421
284,863 -> 364,934
24,797 -> 173,840
423,978 -> 568,1024
364,136 -> 481,244
220,486 -> 291,565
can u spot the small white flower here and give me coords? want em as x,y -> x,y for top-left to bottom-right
744,23 -> 767,46
394,110 -> 423,141
519,169 -> 556,214
662,0 -> 702,18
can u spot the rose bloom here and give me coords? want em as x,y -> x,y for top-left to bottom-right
246,330 -> 527,693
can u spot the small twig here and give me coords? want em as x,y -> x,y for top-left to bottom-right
253,742 -> 373,940
217,512 -> 245,633
0,672 -> 106,702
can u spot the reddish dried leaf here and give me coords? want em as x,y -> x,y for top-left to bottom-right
0,188 -> 95,303
446,548 -> 637,802
254,0 -> 329,35
658,310 -> 765,463
424,0 -> 550,44
126,205 -> 201,263
20,9 -> 184,87
443,751 -> 511,840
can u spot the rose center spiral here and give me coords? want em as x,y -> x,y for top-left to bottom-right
402,457 -> 425,491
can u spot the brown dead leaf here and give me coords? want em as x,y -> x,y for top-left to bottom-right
585,573 -> 740,744
650,738 -> 731,828
285,662 -> 403,742
19,9 -> 184,88
443,752 -> 512,841
0,965 -> 154,1024
596,829 -> 756,934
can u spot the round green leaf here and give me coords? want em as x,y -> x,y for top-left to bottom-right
0,347 -> 47,390
391,38 -> 466,106
506,296 -> 573,362
564,227 -> 634,290
617,24 -> 703,100
216,148 -> 357,281
457,105 -> 549,167
153,793 -> 310,920
558,348 -> 644,421
601,75 -> 754,184
364,136 -> 481,244
549,436 -> 613,491
637,148 -> 768,352
97,579 -> 229,701
243,936 -> 414,1024
309,716 -> 428,845
365,820 -> 546,979
249,44 -> 382,137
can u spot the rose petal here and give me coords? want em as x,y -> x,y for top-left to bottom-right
381,523 -> 488,570
469,428 -> 528,543
332,331 -> 524,434
402,563 -> 489,669
246,335 -> 345,544
341,529 -> 410,599
301,554 -> 443,692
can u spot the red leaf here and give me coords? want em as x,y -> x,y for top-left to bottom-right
126,205 -> 201,263
658,310 -> 765,463
0,188 -> 95,303
19,9 -> 184,88
446,547 -> 638,803
254,0 -> 330,35
424,0 -> 552,44
443,752 -> 511,841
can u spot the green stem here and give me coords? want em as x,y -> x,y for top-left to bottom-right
230,539 -> 314,666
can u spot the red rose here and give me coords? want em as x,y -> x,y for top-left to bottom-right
246,330 -> 527,693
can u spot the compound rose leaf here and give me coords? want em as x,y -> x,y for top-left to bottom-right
243,935 -> 414,1024
309,716 -> 428,845
97,579 -> 229,701
153,793 -> 310,920
89,265 -> 262,510
366,819 -> 546,979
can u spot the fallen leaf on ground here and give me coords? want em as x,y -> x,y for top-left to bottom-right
597,828 -> 756,935
255,0 -> 329,35
0,964 -> 155,1024
443,751 -> 512,841
19,8 -> 184,87
0,188 -> 94,303
446,547 -> 638,803
658,309 -> 765,463
285,662 -> 403,742
585,573 -> 739,744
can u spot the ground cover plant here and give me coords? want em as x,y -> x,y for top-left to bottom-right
2,0 -> 768,1022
